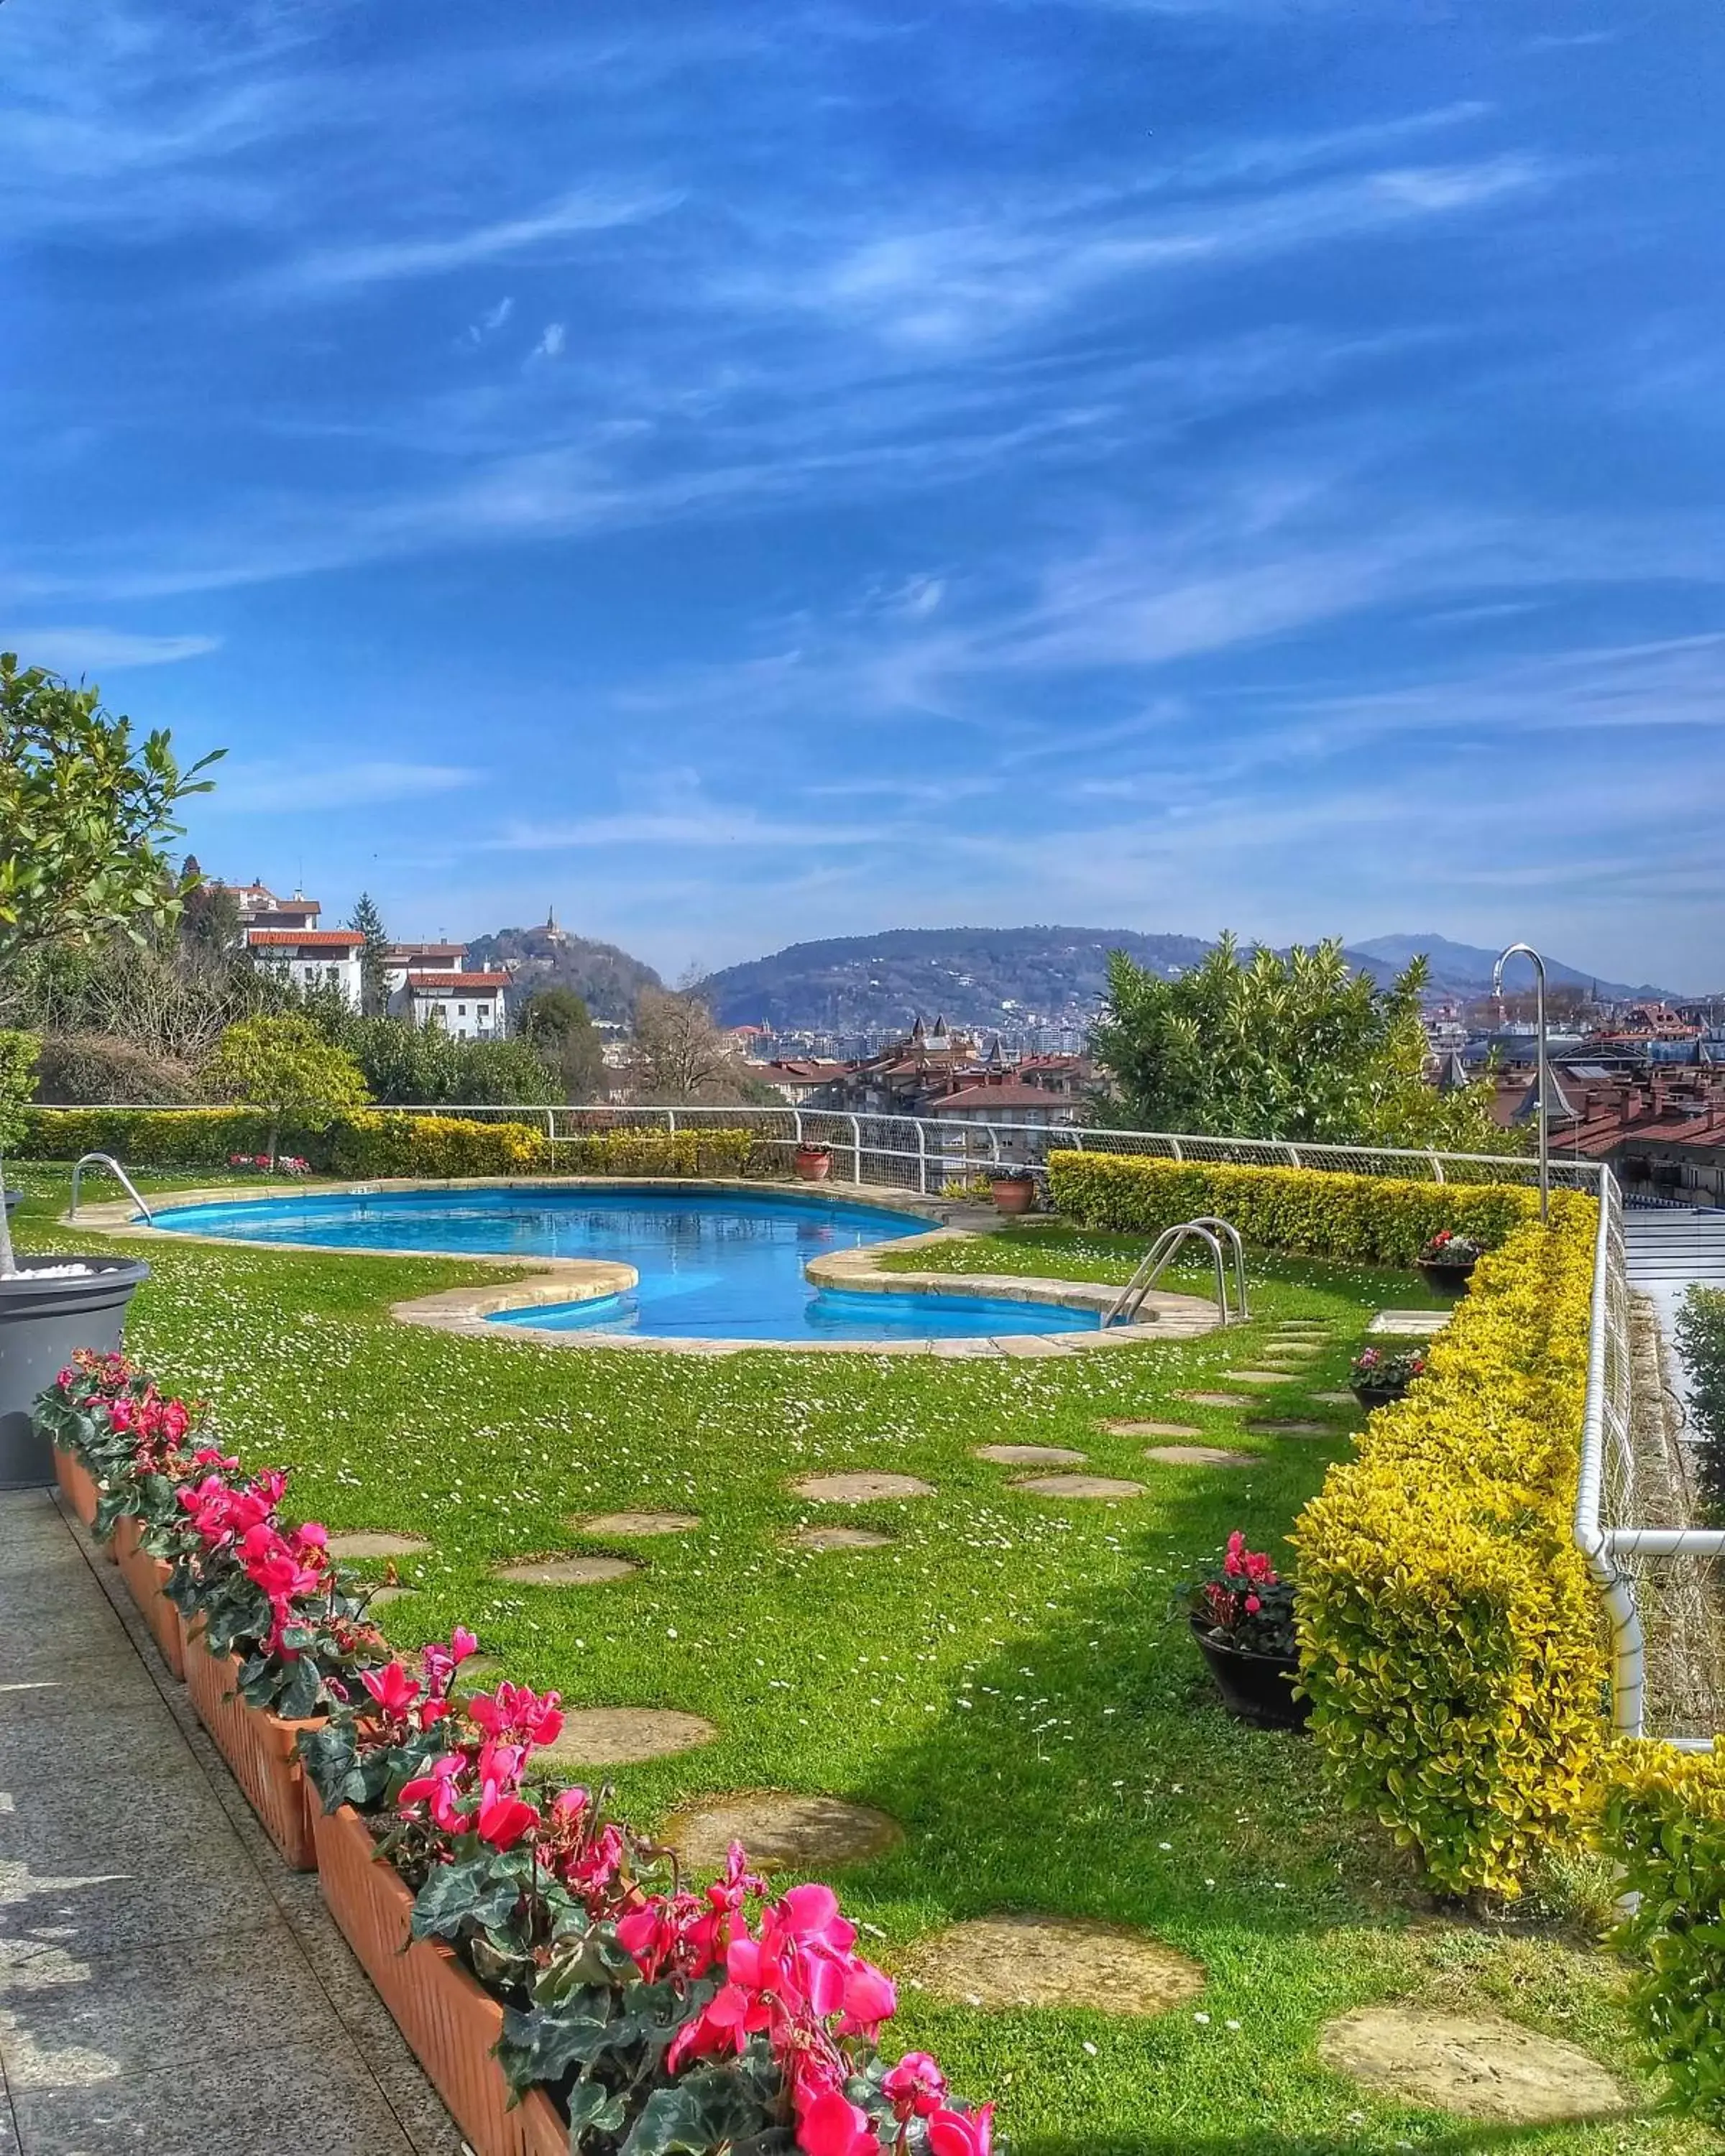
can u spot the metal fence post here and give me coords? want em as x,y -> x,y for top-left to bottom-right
666,1109 -> 677,1134
916,1118 -> 929,1194
849,1115 -> 862,1184
1427,1151 -> 1445,1184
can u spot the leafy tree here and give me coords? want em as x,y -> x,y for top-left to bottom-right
1091,934 -> 1513,1151
206,1014 -> 370,1166
349,893 -> 391,1017
0,653 -> 222,968
517,985 -> 604,1101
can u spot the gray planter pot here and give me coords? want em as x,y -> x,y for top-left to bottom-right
0,1257 -> 150,1489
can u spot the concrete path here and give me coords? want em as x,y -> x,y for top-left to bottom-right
1624,1204 -> 1725,1420
0,1488 -> 466,2156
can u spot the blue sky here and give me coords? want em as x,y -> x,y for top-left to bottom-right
4,1 -> 1722,986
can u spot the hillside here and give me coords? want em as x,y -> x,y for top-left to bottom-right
698,926 -> 1216,1034
466,923 -> 662,1025
1348,934 -> 1674,1003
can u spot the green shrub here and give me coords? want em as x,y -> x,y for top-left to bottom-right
1604,1743 -> 1725,2122
1048,1148 -> 1565,1263
22,1105 -> 763,1183
1675,1285 -> 1725,1516
33,1031 -> 203,1105
1292,1202 -> 1605,1897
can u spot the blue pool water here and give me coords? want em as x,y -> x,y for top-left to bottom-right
150,1186 -> 1099,1343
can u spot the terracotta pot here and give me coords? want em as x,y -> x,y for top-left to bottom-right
111,1516 -> 185,1680
1190,1618 -> 1310,1731
183,1626 -> 321,1869
990,1175 -> 1036,1216
794,1148 -> 832,1183
312,1805 -> 567,2156
52,1444 -> 103,1533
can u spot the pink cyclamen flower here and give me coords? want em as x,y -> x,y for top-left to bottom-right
360,1662 -> 421,1718
839,1961 -> 897,2035
796,2089 -> 876,2156
883,2053 -> 949,2120
929,2104 -> 994,2156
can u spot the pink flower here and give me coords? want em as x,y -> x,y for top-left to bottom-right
929,2104 -> 994,2155
360,1662 -> 421,1718
840,1961 -> 897,2035
1244,1594 -> 1261,1615
475,1785 -> 540,1851
796,2090 -> 875,2156
883,2053 -> 948,2120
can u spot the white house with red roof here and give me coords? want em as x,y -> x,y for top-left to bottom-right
246,928 -> 366,1007
395,970 -> 510,1040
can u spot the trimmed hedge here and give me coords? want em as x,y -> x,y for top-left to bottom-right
1292,1200 -> 1605,1897
23,1105 -> 762,1181
1047,1148 -> 1559,1263
1604,1743 -> 1725,2122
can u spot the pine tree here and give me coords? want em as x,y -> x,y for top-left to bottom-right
349,892 -> 390,1017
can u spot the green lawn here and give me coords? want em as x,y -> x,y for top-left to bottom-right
17,1167 -> 1708,2155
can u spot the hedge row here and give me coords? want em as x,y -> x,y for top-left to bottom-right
1292,1199 -> 1604,1897
1047,1148 -> 1547,1264
22,1106 -> 760,1182
1604,1744 -> 1725,2123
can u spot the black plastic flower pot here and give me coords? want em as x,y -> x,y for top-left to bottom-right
1351,1382 -> 1404,1411
1190,1617 -> 1310,1731
1416,1259 -> 1475,1294
0,1257 -> 150,1489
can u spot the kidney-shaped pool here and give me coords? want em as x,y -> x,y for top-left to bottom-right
149,1185 -> 1101,1344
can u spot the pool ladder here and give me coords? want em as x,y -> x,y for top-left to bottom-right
1103,1216 -> 1247,1329
69,1153 -> 154,1225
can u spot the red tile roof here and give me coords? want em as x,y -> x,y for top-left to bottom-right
406,972 -> 510,991
930,1082 -> 1069,1113
247,929 -> 364,949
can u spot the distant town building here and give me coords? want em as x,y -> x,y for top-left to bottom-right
396,970 -> 510,1041
214,881 -> 323,931
246,928 -> 366,1007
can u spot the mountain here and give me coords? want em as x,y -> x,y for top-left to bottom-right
467,922 -> 662,1025
697,926 -> 1215,1036
1348,934 -> 1675,1003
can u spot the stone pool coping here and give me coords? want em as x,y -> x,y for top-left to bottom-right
66,1176 -> 1220,1358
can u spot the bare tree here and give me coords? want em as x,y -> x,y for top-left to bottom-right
627,987 -> 738,1102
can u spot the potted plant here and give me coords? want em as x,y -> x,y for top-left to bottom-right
1415,1228 -> 1483,1293
0,653 -> 220,1487
988,1166 -> 1038,1216
1182,1532 -> 1307,1731
1349,1345 -> 1426,1409
794,1141 -> 833,1182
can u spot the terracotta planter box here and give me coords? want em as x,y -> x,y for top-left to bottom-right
184,1627 -> 321,1869
111,1516 -> 185,1680
312,1805 -> 566,2156
52,1444 -> 102,1533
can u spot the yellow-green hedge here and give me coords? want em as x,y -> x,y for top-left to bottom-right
1292,1199 -> 1606,1897
24,1105 -> 761,1181
1048,1149 -> 1559,1263
1604,1743 -> 1725,2122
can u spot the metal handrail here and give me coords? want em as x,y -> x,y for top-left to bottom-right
70,1153 -> 154,1224
1104,1217 -> 1244,1329
1187,1215 -> 1250,1322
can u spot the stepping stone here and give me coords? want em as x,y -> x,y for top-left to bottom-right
1320,2008 -> 1624,2125
791,1473 -> 934,1503
326,1531 -> 431,1561
1245,1420 -> 1335,1437
540,1708 -> 717,1769
1223,1370 -> 1298,1386
1102,1420 -> 1200,1439
972,1444 -> 1087,1466
1010,1474 -> 1145,1499
1177,1392 -> 1250,1409
578,1511 -> 701,1537
906,1914 -> 1203,2017
365,1585 -> 415,1608
1144,1445 -> 1255,1468
791,1526 -> 894,1552
1310,1391 -> 1358,1406
492,1555 -> 639,1587
666,1792 -> 903,1874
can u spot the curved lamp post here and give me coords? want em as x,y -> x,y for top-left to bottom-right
1493,941 -> 1549,1222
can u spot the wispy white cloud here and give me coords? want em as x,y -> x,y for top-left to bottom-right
464,295 -> 515,346
530,322 -> 569,361
271,190 -> 676,297
0,626 -> 219,671
216,760 -> 480,814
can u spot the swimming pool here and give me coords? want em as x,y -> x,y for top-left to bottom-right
149,1186 -> 1101,1344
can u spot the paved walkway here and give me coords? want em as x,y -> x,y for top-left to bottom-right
1624,1203 -> 1725,1420
0,1488 -> 465,2156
